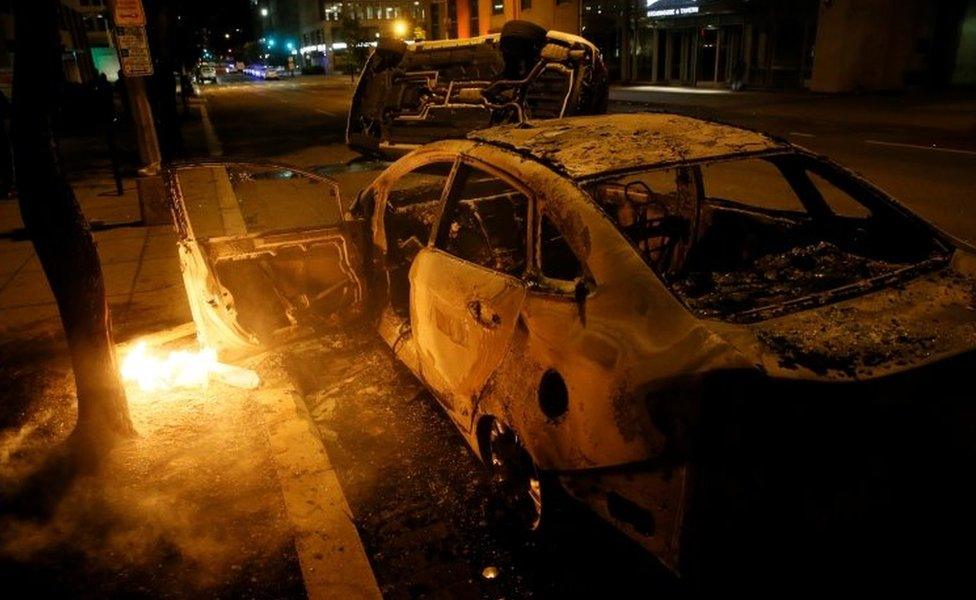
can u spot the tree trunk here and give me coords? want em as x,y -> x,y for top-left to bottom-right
12,0 -> 135,445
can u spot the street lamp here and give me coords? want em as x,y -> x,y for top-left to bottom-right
260,7 -> 268,17
392,19 -> 409,39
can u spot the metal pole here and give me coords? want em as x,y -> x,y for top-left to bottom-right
108,0 -> 161,175
124,76 -> 162,175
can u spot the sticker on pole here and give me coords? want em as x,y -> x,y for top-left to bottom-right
115,26 -> 154,77
114,0 -> 147,27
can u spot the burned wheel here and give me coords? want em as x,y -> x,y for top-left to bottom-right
486,420 -> 543,534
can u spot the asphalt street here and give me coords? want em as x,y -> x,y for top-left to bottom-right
200,73 -> 357,159
197,72 -> 976,597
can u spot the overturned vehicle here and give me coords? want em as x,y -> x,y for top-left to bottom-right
167,114 -> 976,583
346,20 -> 608,158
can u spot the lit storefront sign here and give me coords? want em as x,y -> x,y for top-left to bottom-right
646,0 -> 700,18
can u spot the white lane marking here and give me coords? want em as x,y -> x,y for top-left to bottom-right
789,132 -> 816,138
865,139 -> 976,156
315,108 -> 337,116
198,103 -> 224,157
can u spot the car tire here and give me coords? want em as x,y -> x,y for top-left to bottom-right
485,420 -> 545,537
499,20 -> 547,79
500,19 -> 548,48
374,37 -> 407,71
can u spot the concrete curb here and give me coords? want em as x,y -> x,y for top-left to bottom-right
254,372 -> 382,600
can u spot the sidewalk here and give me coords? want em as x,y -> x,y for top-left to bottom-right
0,125 -> 382,596
0,178 -> 188,344
610,84 -> 976,147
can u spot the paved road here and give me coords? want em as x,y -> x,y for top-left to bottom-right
201,73 -> 357,158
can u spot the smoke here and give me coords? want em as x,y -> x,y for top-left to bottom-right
0,370 -> 296,594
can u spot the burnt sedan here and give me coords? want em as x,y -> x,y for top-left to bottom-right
167,114 -> 976,582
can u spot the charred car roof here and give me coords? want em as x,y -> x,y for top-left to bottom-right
467,113 -> 788,180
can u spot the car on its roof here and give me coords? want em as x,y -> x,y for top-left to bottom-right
347,20 -> 608,158
166,113 -> 976,584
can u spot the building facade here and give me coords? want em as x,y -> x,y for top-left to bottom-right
0,0 -> 99,96
295,0 -> 582,72
435,0 -> 580,38
297,1 -> 430,70
291,0 -> 975,89
592,0 -> 976,91
67,0 -> 119,80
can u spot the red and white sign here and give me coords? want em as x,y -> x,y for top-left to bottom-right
113,0 -> 146,27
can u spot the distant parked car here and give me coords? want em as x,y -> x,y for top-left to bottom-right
244,64 -> 279,80
347,20 -> 609,158
195,62 -> 217,84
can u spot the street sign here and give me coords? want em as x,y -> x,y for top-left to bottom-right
115,26 -> 154,77
113,0 -> 146,27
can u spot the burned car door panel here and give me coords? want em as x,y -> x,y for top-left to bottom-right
167,163 -> 364,355
409,161 -> 532,424
410,251 -> 527,421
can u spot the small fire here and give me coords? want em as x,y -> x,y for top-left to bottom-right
121,341 -> 259,392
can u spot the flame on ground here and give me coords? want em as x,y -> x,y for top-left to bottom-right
121,341 -> 259,392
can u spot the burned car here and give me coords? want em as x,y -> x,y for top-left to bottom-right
167,114 -> 976,582
346,21 -> 608,158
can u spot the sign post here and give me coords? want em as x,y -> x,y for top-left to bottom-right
109,0 -> 161,176
115,26 -> 154,77
113,0 -> 147,26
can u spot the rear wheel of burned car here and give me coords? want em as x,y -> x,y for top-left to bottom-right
484,420 -> 545,538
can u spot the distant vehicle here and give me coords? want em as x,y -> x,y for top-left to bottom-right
347,20 -> 609,158
195,63 -> 217,84
224,62 -> 237,73
244,64 -> 279,80
168,113 -> 976,584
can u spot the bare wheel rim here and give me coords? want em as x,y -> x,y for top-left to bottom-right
489,421 -> 543,531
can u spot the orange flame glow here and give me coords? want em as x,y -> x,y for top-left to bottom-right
120,342 -> 260,392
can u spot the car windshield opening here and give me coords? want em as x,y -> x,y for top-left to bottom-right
587,154 -> 947,322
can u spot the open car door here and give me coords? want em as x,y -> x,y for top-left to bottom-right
166,162 -> 366,357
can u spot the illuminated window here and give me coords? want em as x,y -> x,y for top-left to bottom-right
470,0 -> 479,32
